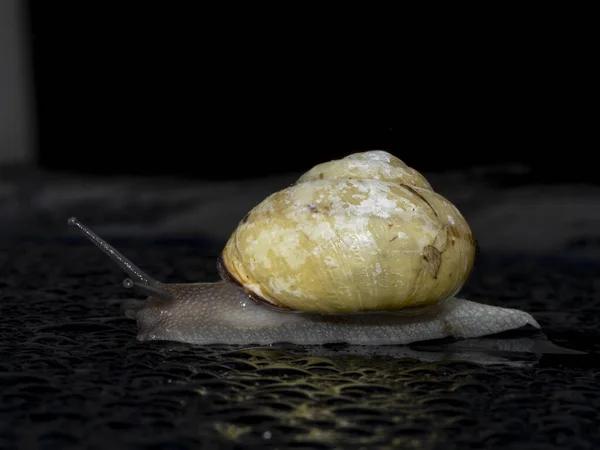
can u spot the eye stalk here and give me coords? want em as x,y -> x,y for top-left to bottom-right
122,278 -> 171,302
68,217 -> 171,301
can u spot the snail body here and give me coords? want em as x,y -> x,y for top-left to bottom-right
68,150 -> 540,345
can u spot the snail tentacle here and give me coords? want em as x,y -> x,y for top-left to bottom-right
123,278 -> 172,302
68,217 -> 165,290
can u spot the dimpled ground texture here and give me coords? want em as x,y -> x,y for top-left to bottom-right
1,239 -> 600,450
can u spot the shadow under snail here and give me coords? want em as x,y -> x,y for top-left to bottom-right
68,150 -> 540,345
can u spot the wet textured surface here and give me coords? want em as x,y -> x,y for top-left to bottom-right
2,238 -> 600,450
2,164 -> 600,449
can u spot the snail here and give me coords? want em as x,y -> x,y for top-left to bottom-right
68,150 -> 540,345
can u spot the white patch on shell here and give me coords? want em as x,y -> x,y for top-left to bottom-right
345,180 -> 399,219
447,214 -> 456,225
245,237 -> 271,269
324,256 -> 338,267
277,233 -> 310,270
348,179 -> 373,193
305,221 -> 335,241
252,224 -> 311,271
268,275 -> 317,299
344,160 -> 398,180
334,215 -> 375,251
355,195 -> 398,219
356,150 -> 392,162
397,231 -> 408,240
418,220 -> 439,248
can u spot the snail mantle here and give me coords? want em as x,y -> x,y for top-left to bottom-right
68,150 -> 540,345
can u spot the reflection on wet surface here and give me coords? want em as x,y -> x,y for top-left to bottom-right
2,241 -> 600,449
285,333 -> 587,368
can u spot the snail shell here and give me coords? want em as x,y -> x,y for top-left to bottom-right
221,150 -> 476,314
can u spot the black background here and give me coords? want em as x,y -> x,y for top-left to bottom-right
5,7 -> 600,449
25,3 -> 594,181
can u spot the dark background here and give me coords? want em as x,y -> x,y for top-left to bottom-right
24,2 -> 594,182
4,5 -> 600,450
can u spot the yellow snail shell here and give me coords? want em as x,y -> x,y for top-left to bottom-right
220,150 -> 476,314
